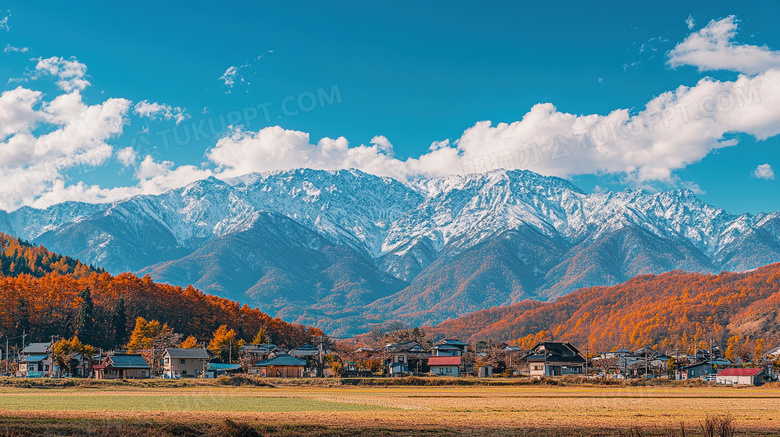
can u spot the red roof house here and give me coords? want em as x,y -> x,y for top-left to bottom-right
716,367 -> 763,385
428,356 -> 462,377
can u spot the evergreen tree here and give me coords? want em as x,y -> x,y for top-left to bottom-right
76,287 -> 95,344
113,297 -> 127,347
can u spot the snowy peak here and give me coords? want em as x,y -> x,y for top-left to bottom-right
4,167 -> 777,281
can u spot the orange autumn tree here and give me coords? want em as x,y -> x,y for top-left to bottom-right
0,231 -> 323,350
430,264 -> 780,352
208,325 -> 244,362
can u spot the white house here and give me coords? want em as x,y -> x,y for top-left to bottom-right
428,356 -> 461,376
717,368 -> 763,386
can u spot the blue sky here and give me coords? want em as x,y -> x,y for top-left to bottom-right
1,1 -> 779,214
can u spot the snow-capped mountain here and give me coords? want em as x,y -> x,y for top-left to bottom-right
2,168 -> 779,336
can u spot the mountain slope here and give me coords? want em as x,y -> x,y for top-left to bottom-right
4,168 -> 780,335
428,263 -> 780,350
0,233 -> 321,349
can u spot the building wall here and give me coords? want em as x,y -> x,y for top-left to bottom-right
264,365 -> 303,378
717,374 -> 760,385
430,365 -> 459,376
98,367 -> 149,379
529,362 -> 546,377
164,357 -> 207,377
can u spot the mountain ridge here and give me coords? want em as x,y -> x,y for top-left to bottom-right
3,168 -> 780,335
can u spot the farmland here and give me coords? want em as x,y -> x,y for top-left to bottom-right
0,382 -> 779,435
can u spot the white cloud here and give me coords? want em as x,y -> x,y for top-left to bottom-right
115,147 -> 137,167
204,67 -> 780,186
685,15 -> 695,30
208,126 -> 414,180
133,100 -> 188,125
34,56 -> 90,91
219,52 -> 271,93
219,66 -> 238,89
668,16 -> 780,75
0,14 -> 9,31
0,88 -> 131,210
134,155 -> 212,195
3,44 -> 28,54
370,135 -> 394,154
752,163 -> 775,180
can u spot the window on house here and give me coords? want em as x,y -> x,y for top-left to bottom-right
446,367 -> 452,374
180,359 -> 186,364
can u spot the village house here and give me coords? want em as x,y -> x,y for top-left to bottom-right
383,341 -> 430,375
207,362 -> 243,378
763,346 -> 780,362
431,339 -> 468,357
18,342 -> 53,377
680,359 -> 733,380
428,356 -> 461,376
19,354 -> 52,377
162,348 -> 211,378
254,354 -> 306,378
289,344 -> 319,359
94,354 -> 151,379
239,343 -> 278,365
22,342 -> 51,356
717,367 -> 763,386
58,352 -> 92,377
525,342 -> 585,377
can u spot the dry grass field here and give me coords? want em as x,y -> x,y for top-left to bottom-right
0,382 -> 778,435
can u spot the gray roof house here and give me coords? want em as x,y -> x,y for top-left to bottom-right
162,348 -> 211,379
95,354 -> 151,379
22,342 -> 51,355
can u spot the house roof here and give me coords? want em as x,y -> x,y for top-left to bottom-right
440,339 -> 468,346
255,354 -> 306,367
528,342 -> 585,363
432,344 -> 461,350
718,368 -> 762,377
241,344 -> 277,351
23,343 -> 50,354
109,354 -> 150,369
384,341 -> 426,353
165,348 -> 210,359
428,356 -> 462,366
21,354 -> 48,362
290,344 -> 319,356
209,363 -> 242,371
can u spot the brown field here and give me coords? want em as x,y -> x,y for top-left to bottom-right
0,381 -> 778,435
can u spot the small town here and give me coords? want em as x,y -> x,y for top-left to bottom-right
3,1 -> 780,435
12,331 -> 780,387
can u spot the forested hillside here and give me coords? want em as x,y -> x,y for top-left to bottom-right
430,263 -> 780,351
0,233 -> 100,278
0,233 -> 321,350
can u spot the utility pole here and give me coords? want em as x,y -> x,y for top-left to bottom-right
585,346 -> 589,377
314,335 -> 325,377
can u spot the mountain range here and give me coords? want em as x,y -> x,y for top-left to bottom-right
2,168 -> 780,336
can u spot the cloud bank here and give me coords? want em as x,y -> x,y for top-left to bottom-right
3,16 -> 780,212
